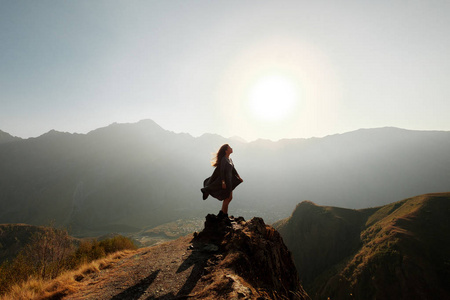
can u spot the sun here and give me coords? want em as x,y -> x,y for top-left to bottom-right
247,75 -> 298,121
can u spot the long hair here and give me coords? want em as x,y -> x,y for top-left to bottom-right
212,144 -> 229,167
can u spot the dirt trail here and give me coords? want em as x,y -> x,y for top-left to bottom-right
65,234 -> 211,299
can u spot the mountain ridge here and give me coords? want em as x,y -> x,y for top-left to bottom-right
0,130 -> 21,144
2,121 -> 448,143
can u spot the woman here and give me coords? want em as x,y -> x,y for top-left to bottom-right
201,144 -> 243,218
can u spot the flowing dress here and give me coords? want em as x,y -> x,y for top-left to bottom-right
202,156 -> 242,200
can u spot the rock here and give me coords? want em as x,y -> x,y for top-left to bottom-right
190,214 -> 311,299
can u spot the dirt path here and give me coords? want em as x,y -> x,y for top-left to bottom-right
64,234 -> 214,299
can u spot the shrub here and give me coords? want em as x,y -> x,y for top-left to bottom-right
0,226 -> 74,295
73,240 -> 106,265
23,227 -> 75,280
99,235 -> 137,254
0,227 -> 136,296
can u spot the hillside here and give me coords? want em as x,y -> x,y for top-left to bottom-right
0,224 -> 51,264
1,120 -> 450,236
274,193 -> 450,300
12,215 -> 309,300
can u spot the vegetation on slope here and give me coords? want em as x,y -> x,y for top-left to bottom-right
275,193 -> 450,300
0,224 -> 53,265
0,251 -> 132,300
0,225 -> 136,297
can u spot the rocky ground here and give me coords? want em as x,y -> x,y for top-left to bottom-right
62,214 -> 310,300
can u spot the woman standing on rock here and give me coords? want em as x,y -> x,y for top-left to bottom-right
201,144 -> 243,218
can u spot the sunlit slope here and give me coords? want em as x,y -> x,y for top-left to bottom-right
275,193 -> 450,300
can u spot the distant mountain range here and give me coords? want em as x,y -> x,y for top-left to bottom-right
0,120 -> 449,235
274,193 -> 450,300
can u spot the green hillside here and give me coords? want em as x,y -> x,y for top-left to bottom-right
274,193 -> 450,300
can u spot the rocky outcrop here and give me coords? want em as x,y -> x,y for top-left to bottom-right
191,214 -> 310,299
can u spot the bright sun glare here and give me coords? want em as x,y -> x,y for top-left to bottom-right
247,75 -> 297,121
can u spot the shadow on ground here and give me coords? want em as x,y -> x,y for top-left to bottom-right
111,270 -> 161,300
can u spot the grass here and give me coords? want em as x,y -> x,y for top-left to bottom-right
0,250 -> 133,300
0,226 -> 137,298
336,194 -> 449,298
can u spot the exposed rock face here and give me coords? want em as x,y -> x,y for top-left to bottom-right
192,214 -> 310,299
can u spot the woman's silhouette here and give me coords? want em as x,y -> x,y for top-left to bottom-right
201,144 -> 243,218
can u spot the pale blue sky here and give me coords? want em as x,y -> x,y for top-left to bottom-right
1,0 -> 449,141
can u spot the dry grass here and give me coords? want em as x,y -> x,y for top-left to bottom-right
0,250 -> 135,300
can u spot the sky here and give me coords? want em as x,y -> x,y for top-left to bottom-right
1,0 -> 450,142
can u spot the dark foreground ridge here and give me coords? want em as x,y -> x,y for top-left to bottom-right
63,215 -> 310,300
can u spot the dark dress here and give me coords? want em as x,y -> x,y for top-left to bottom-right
202,156 -> 242,200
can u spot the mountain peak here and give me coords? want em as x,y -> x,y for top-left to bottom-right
40,129 -> 64,136
87,119 -> 166,137
0,130 -> 21,144
64,214 -> 310,299
228,135 -> 247,143
136,119 -> 164,130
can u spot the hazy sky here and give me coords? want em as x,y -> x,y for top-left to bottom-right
1,1 -> 450,141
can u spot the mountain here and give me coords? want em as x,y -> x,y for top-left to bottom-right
27,215 -> 310,300
274,193 -> 450,300
0,120 -> 219,236
243,127 -> 450,210
0,120 -> 450,236
0,130 -> 21,144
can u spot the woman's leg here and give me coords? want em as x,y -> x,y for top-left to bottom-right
221,192 -> 233,214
